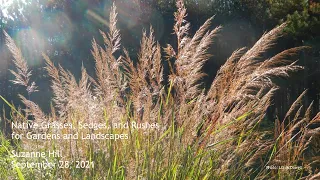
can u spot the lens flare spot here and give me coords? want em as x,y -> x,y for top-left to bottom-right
15,28 -> 46,67
42,11 -> 73,48
86,9 -> 109,27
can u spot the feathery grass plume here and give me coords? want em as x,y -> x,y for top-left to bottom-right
4,31 -> 31,87
283,90 -> 307,122
176,24 -> 221,100
18,95 -> 46,123
148,0 -> 222,134
206,24 -> 304,127
107,2 -> 121,54
76,65 -> 103,123
159,0 -> 224,139
238,23 -> 287,67
125,27 -> 164,122
174,0 -> 190,53
63,65 -> 102,122
258,47 -> 309,69
207,47 -> 247,102
91,3 -> 128,109
43,53 -> 68,117
4,31 -> 38,95
45,52 -> 103,121
165,0 -> 222,103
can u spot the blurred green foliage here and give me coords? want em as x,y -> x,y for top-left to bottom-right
268,0 -> 320,40
156,0 -> 320,42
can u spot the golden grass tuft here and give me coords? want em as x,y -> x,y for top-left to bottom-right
1,0 -> 319,179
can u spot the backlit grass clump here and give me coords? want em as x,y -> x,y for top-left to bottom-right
1,0 -> 319,179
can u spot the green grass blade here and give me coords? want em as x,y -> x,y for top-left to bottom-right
0,95 -> 25,119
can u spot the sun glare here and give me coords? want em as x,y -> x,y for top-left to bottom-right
0,0 -> 14,17
0,0 -> 28,20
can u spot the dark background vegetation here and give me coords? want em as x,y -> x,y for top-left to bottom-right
0,0 -> 319,120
